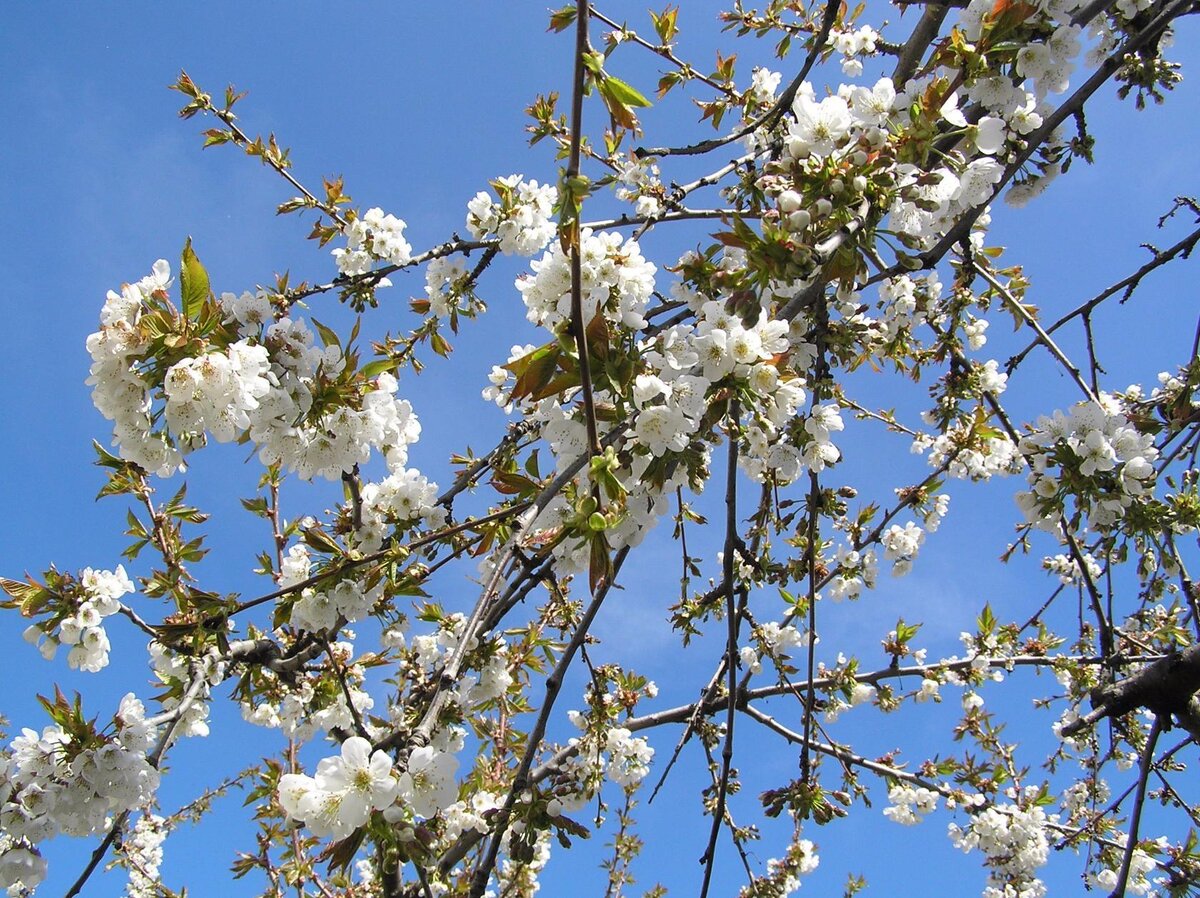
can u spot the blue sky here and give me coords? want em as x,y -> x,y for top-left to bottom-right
2,2 -> 1199,896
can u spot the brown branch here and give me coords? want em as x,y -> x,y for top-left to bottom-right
698,402 -> 742,898
465,546 -> 630,897
867,0 -> 1195,289
567,0 -> 602,461
1109,715 -> 1162,898
1007,223 -> 1200,372
891,1 -> 951,85
1060,644 -> 1200,739
636,0 -> 841,159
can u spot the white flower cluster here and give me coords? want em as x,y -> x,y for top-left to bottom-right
740,621 -> 805,676
356,466 -> 447,553
89,264 -> 428,483
613,154 -> 663,218
832,24 -> 879,76
290,579 -> 377,632
746,67 -> 782,107
638,296 -> 803,470
881,521 -> 925,576
424,257 -> 470,318
0,839 -> 46,897
883,783 -> 940,825
948,796 -> 1053,898
148,642 -> 223,739
920,422 -> 1022,482
256,370 -> 423,483
87,261 -> 183,476
517,229 -> 656,332
23,565 -> 134,673
440,790 -> 502,843
0,695 -> 159,891
241,647 -> 375,742
1087,842 -> 1160,895
604,726 -> 655,787
121,812 -> 167,898
466,174 -> 557,256
332,207 -> 412,276
1015,393 -> 1158,530
823,679 -> 877,722
827,545 -> 879,602
1042,551 -> 1102,585
452,641 -> 516,709
877,273 -> 946,339
738,839 -> 820,897
549,716 -> 654,815
163,341 -> 271,445
279,736 -> 400,841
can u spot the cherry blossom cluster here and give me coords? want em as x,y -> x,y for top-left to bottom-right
883,783 -> 940,825
163,341 -> 271,446
1015,392 -> 1158,531
332,207 -> 413,276
279,736 -> 400,840
613,153 -> 664,218
0,838 -> 46,897
1041,550 -> 1102,585
148,642 -> 224,739
21,565 -> 134,673
740,621 -> 804,676
547,713 -> 654,816
1086,841 -> 1161,895
466,174 -> 557,256
881,521 -> 926,577
423,257 -> 471,319
240,644 -> 374,743
948,793 -> 1053,898
831,24 -> 880,77
919,422 -> 1022,482
88,263 -> 427,483
517,228 -> 656,332
826,544 -> 880,602
0,695 -> 158,893
739,838 -> 820,897
355,466 -> 447,553
250,367 -> 422,483
119,812 -> 167,898
86,261 -> 184,476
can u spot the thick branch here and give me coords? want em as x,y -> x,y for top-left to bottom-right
1061,644 -> 1200,739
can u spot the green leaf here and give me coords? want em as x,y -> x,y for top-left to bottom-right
548,5 -> 577,32
0,576 -> 48,615
302,527 -> 343,556
650,5 -> 679,44
603,76 -> 651,108
360,359 -> 396,379
180,237 -> 211,321
310,317 -> 341,350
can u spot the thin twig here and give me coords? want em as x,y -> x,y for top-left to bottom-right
698,402 -> 742,898
567,0 -> 602,461
636,0 -> 841,159
465,547 -> 630,897
1108,716 -> 1162,898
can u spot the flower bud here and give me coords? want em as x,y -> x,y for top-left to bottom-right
778,189 -> 804,213
787,210 -> 812,231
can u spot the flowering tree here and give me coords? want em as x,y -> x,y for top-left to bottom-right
2,1 -> 1199,896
